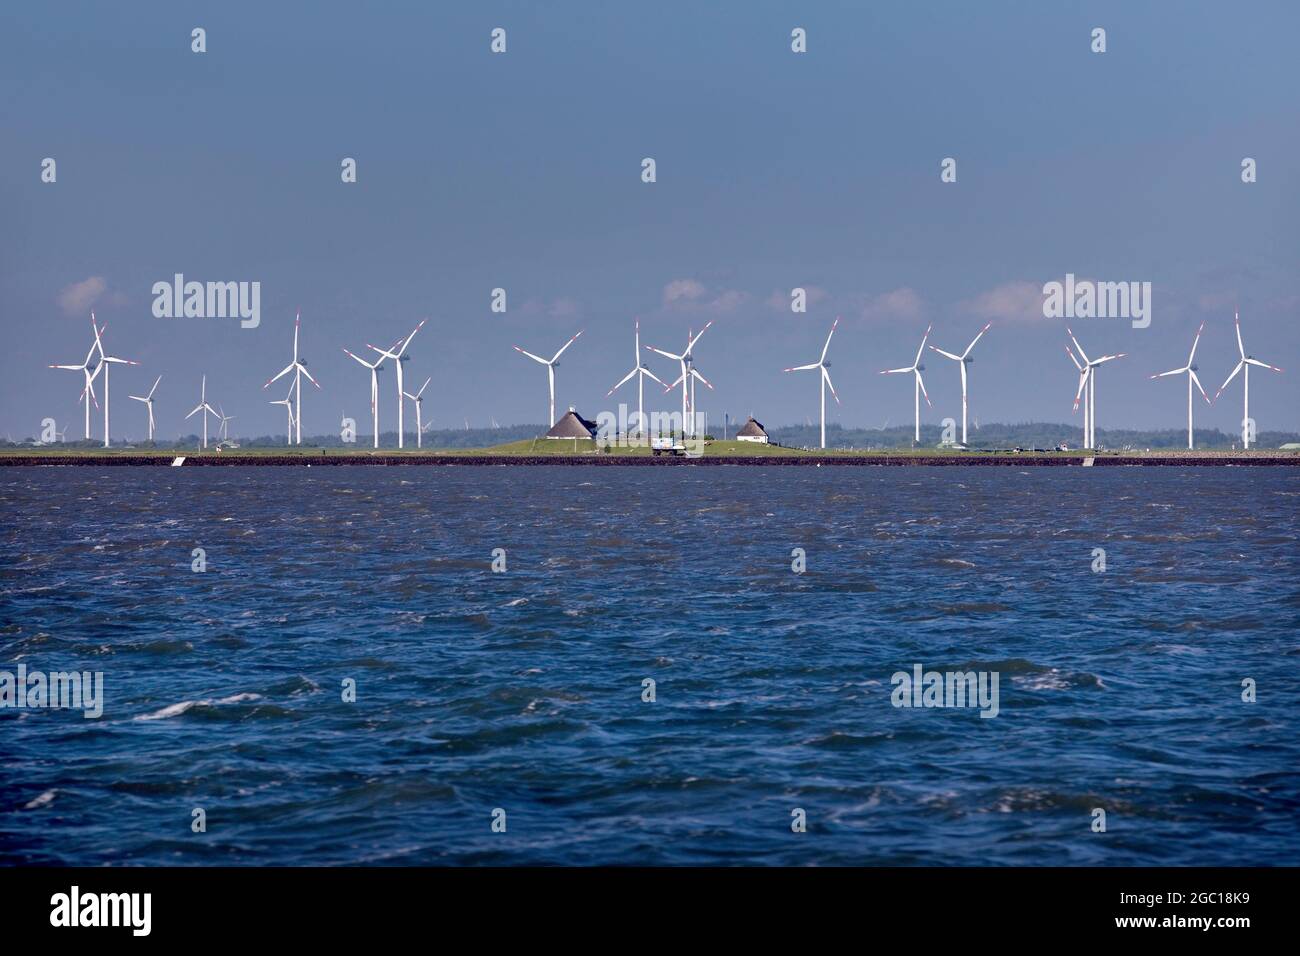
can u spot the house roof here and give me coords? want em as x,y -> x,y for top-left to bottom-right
544,410 -> 598,439
735,416 -> 767,437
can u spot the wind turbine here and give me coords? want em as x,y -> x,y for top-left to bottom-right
49,314 -> 110,440
403,377 -> 432,448
514,329 -> 584,427
342,346 -> 387,448
929,323 -> 990,447
264,312 -> 320,445
1151,322 -> 1211,450
366,319 -> 425,448
128,375 -> 162,442
268,382 -> 296,446
87,313 -> 138,448
1066,328 -> 1125,450
185,375 -> 220,450
1215,310 -> 1283,450
217,405 -> 236,444
1065,345 -> 1091,451
881,324 -> 933,444
784,317 -> 841,449
606,319 -> 665,442
648,321 -> 713,439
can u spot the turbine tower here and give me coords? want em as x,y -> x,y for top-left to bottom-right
403,377 -> 432,448
185,375 -> 220,450
1151,322 -> 1211,450
784,317 -> 841,449
268,382 -> 296,446
342,346 -> 387,448
1215,310 -> 1283,450
881,324 -> 933,444
367,319 -> 425,448
647,321 -> 713,439
514,329 -> 584,427
929,323 -> 990,447
1066,328 -> 1125,450
89,315 -> 139,448
264,312 -> 320,445
128,375 -> 162,442
1065,345 -> 1091,451
606,319 -> 665,442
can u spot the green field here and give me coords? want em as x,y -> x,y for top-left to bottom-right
3,440 -> 1297,461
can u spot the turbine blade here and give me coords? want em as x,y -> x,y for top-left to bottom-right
822,366 -> 840,405
691,368 -> 713,389
686,320 -> 714,353
265,363 -> 294,387
1065,327 -> 1090,364
514,346 -> 549,365
962,322 -> 991,358
915,370 -> 932,406
881,366 -> 912,375
607,366 -> 638,395
930,346 -> 962,362
1189,369 -> 1211,404
1234,313 -> 1244,358
784,362 -> 819,372
819,317 -> 839,363
1215,360 -> 1243,398
913,325 -> 932,367
299,365 -> 321,388
550,329 -> 584,362
1188,321 -> 1204,365
1245,358 -> 1283,372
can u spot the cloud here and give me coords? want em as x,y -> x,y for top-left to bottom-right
960,280 -> 1043,322
56,276 -> 107,315
861,287 -> 924,322
765,286 -> 829,312
662,278 -> 749,314
662,278 -> 707,307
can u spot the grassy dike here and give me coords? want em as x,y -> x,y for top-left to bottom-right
2,440 -> 1298,465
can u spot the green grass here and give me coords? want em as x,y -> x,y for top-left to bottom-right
2,441 -> 1297,460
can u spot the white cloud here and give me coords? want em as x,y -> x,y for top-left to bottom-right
861,287 -> 924,322
56,276 -> 107,315
960,280 -> 1043,322
662,278 -> 707,307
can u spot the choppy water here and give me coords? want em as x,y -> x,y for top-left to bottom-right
1,466 -> 1297,865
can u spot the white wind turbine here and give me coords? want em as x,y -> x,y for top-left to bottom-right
264,312 -> 320,445
268,382 -> 296,446
1151,322 -> 1211,450
648,321 -> 713,439
1065,345 -> 1091,451
606,319 -> 665,442
49,314 -> 106,440
87,313 -> 139,448
881,324 -> 934,444
784,317 -> 841,449
403,377 -> 432,448
342,346 -> 387,448
367,319 -> 425,448
929,323 -> 990,447
1066,328 -> 1125,451
217,406 -> 236,444
1215,310 -> 1283,449
128,375 -> 162,442
185,375 -> 220,450
514,329 -> 584,427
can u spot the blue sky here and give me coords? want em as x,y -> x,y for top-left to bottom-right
3,0 -> 1297,440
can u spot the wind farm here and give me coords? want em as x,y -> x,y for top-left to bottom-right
21,307 -> 1298,460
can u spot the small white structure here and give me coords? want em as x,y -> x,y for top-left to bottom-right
735,417 -> 769,444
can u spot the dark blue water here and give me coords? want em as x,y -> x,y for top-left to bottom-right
2,466 -> 1297,865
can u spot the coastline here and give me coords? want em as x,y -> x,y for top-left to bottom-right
2,453 -> 1297,467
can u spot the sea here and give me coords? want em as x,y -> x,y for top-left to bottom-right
1,465 -> 1297,865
